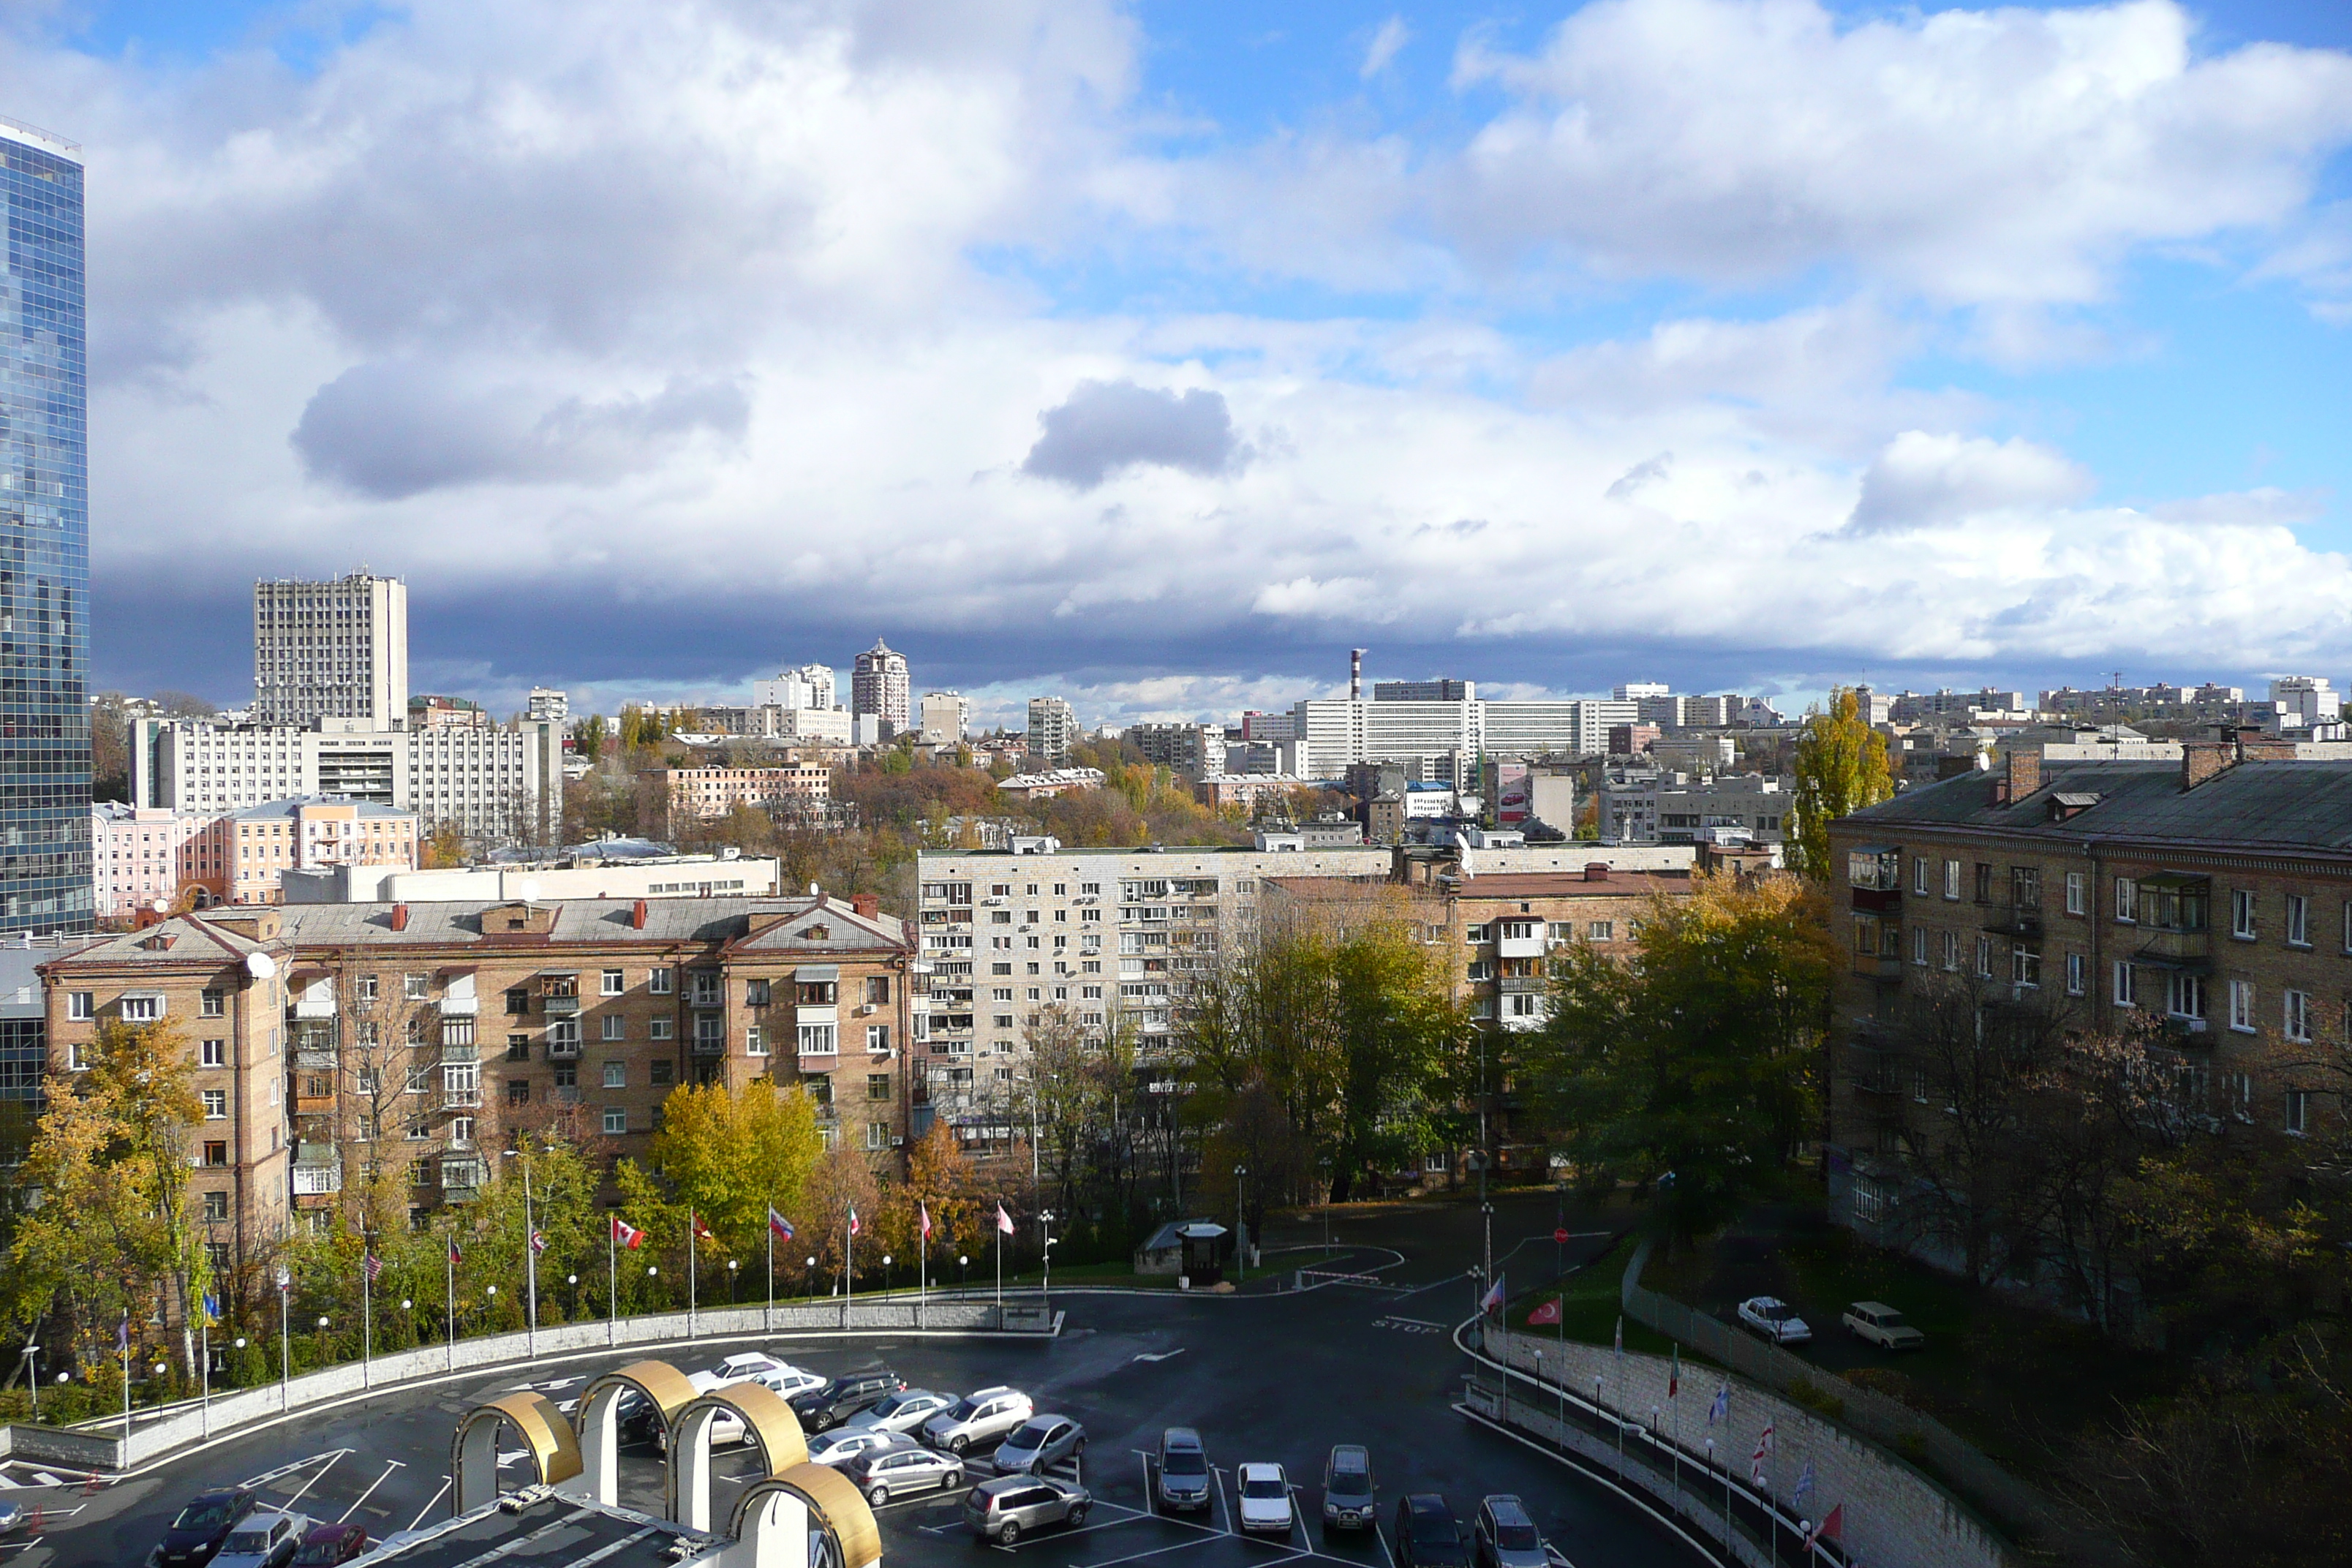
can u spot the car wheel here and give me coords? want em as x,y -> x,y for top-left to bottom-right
1067,1504 -> 1089,1528
946,1469 -> 965,1489
869,1486 -> 890,1507
998,1522 -> 1020,1545
949,1434 -> 969,1455
1072,1438 -> 1086,1456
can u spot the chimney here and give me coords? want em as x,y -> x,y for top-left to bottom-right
390,902 -> 410,932
1994,749 -> 2040,805
2239,736 -> 2298,763
630,898 -> 649,930
2183,741 -> 2235,791
1584,862 -> 1610,882
851,892 -> 880,920
1351,648 -> 1365,702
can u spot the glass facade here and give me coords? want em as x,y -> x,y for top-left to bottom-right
0,120 -> 89,932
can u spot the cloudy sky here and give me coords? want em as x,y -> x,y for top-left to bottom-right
17,0 -> 2352,727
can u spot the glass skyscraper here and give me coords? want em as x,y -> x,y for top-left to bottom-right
0,117 -> 88,933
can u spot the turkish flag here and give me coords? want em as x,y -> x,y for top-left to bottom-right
1526,1299 -> 1562,1326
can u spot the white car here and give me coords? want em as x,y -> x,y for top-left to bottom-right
704,1352 -> 827,1401
844,1388 -> 953,1437
1235,1463 -> 1294,1537
1736,1296 -> 1812,1345
212,1509 -> 311,1568
809,1427 -> 903,1469
921,1387 -> 1034,1455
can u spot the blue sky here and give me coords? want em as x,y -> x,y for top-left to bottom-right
17,0 -> 2352,725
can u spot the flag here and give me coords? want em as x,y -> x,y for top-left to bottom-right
612,1216 -> 644,1250
1480,1273 -> 1504,1314
848,1207 -> 861,1238
920,1202 -> 932,1241
1794,1460 -> 1815,1509
529,1231 -> 549,1255
448,1237 -> 462,1264
1526,1299 -> 1561,1327
769,1207 -> 796,1243
995,1202 -> 1014,1235
1669,1346 -> 1680,1401
202,1293 -> 220,1324
693,1215 -> 717,1243
1613,1314 -> 1623,1354
1805,1504 -> 1844,1548
363,1252 -> 384,1284
1708,1383 -> 1729,1425
116,1318 -> 129,1356
1752,1422 -> 1775,1487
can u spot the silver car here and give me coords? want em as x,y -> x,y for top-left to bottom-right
843,1438 -> 965,1507
1474,1496 -> 1548,1568
921,1386 -> 1033,1455
844,1387 -> 953,1437
992,1414 -> 1085,1475
212,1510 -> 312,1568
807,1427 -> 902,1469
963,1474 -> 1090,1544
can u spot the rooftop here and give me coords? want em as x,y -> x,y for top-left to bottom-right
1846,757 -> 2352,851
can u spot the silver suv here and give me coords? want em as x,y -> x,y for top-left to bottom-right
1473,1496 -> 1548,1568
842,1438 -> 965,1507
1156,1428 -> 1210,1513
921,1386 -> 1033,1455
964,1475 -> 1090,1544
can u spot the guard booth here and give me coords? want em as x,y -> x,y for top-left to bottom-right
1134,1221 -> 1229,1286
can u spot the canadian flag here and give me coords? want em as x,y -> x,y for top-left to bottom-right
612,1216 -> 645,1249
848,1207 -> 861,1238
996,1203 -> 1014,1235
693,1215 -> 717,1243
529,1230 -> 548,1255
920,1202 -> 933,1241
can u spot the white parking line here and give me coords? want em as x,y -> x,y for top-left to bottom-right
1373,1523 -> 1399,1568
279,1450 -> 349,1510
336,1460 -> 405,1523
1071,1534 -> 1225,1568
1211,1466 -> 1233,1536
407,1476 -> 452,1532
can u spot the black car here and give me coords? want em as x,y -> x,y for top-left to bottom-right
152,1487 -> 257,1568
1395,1495 -> 1469,1568
791,1368 -> 905,1431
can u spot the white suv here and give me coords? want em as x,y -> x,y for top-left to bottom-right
921,1387 -> 1034,1455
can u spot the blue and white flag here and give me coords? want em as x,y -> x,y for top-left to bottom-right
1794,1460 -> 1814,1509
1480,1273 -> 1505,1314
1708,1382 -> 1730,1425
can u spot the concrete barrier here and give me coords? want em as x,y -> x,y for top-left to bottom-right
4,1295 -> 1043,1474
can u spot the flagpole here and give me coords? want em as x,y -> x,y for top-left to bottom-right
688,1207 -> 699,1341
608,1217 -> 618,1346
843,1212 -> 854,1331
766,1215 -> 775,1333
200,1310 -> 211,1439
522,1158 -> 538,1362
994,1221 -> 1002,1307
919,1208 -> 928,1330
446,1243 -> 456,1373
362,1243 -> 373,1391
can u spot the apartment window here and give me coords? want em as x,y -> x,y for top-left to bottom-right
506,1033 -> 529,1061
602,1014 -> 625,1041
201,987 -> 225,1018
356,974 -> 379,1002
355,1066 -> 380,1094
2011,944 -> 2040,989
2170,973 -> 2206,1021
991,911 -> 1013,925
799,1023 -> 838,1055
2286,1090 -> 2310,1137
201,1039 -> 226,1068
867,1073 -> 892,1101
1942,860 -> 1960,900
649,968 -> 674,995
121,995 -> 165,1024
603,1108 -> 628,1136
2115,878 -> 2137,922
201,1191 -> 230,1221
2067,953 -> 2086,996
994,1014 -> 1014,1030
601,969 -> 625,996
1941,930 -> 1959,972
867,1025 -> 891,1053
202,1089 -> 227,1119
866,1121 -> 890,1151
1910,926 -> 1928,967
650,1060 -> 674,1085
66,990 -> 91,1021
203,1139 -> 228,1167
650,1017 -> 673,1041
867,976 -> 892,1004
747,1025 -> 767,1056
2114,961 -> 2136,1007
2232,889 -> 2258,940
1974,863 -> 1994,903
448,1117 -> 475,1147
404,973 -> 429,1001
505,987 -> 530,1016
2065,872 -> 2086,916
1464,924 -> 1490,943
746,978 -> 772,1007
796,979 -> 837,1006
1587,921 -> 1613,941
1912,856 -> 1929,895
1975,936 -> 1994,978
444,1062 -> 479,1100
506,1080 -> 531,1106
2286,894 -> 2310,948
603,1061 -> 626,1089
2285,990 -> 2313,1043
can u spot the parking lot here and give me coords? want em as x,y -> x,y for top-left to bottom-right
10,1195 -> 1708,1568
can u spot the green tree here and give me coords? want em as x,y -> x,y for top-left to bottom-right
1786,687 -> 1892,878
647,1078 -> 824,1259
1529,870 -> 1834,1237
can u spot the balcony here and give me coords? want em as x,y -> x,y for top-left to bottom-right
1850,953 -> 1904,981
692,1034 -> 727,1057
2136,927 -> 2211,968
1980,904 -> 2043,938
295,1047 -> 338,1071
440,1088 -> 483,1109
1849,886 -> 1901,914
1496,927 -> 1546,960
540,993 -> 581,1017
440,1041 -> 478,1064
291,1160 -> 342,1198
545,1039 -> 580,1060
293,993 -> 336,1021
439,994 -> 478,1017
1497,973 -> 1549,994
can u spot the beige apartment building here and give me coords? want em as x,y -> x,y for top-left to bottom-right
649,764 -> 832,836
1826,740 -> 2352,1244
39,894 -> 915,1275
186,796 -> 421,906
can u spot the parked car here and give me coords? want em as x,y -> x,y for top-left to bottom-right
1321,1445 -> 1375,1531
1473,1496 -> 1548,1568
993,1415 -> 1085,1475
963,1474 -> 1090,1544
791,1368 -> 905,1431
845,1388 -> 953,1437
704,1352 -> 828,1402
152,1486 -> 258,1567
292,1524 -> 369,1566
809,1428 -> 904,1469
1156,1428 -> 1211,1513
1395,1495 -> 1469,1568
843,1437 -> 965,1507
921,1386 -> 1034,1455
0,1500 -> 23,1537
1842,1300 -> 1926,1350
211,1509 -> 312,1568
1736,1295 -> 1812,1346
1235,1463 -> 1294,1537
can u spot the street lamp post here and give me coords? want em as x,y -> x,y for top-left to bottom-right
275,1266 -> 292,1412
1038,1215 -> 1056,1307
959,1255 -> 969,1292
1232,1166 -> 1247,1283
881,1255 -> 892,1297
806,1256 -> 818,1305
20,1343 -> 38,1425
568,1274 -> 579,1320
501,1146 -> 538,1359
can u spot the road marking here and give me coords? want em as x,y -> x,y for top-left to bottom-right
338,1461 -> 405,1523
241,1452 -> 352,1491
1371,1317 -> 1446,1334
280,1450 -> 349,1510
1130,1350 -> 1185,1363
1373,1523 -> 1399,1568
1071,1534 -> 1224,1568
408,1476 -> 453,1532
1210,1466 -> 1233,1537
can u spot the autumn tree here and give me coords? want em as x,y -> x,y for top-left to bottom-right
646,1077 -> 824,1259
1786,687 -> 1893,878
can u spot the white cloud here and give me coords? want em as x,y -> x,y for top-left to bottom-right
1845,432 -> 2095,535
1361,16 -> 1411,80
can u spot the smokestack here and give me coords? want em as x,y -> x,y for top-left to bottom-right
1351,648 -> 1365,701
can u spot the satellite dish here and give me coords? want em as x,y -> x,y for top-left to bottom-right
246,951 -> 278,980
519,878 -> 543,903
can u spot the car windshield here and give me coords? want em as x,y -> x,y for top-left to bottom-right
1330,1471 -> 1370,1495
1496,1525 -> 1539,1550
1411,1512 -> 1456,1545
1005,1421 -> 1049,1447
1757,1303 -> 1790,1320
225,1529 -> 272,1553
1877,1309 -> 1907,1326
1241,1476 -> 1286,1500
873,1393 -> 912,1415
176,1499 -> 241,1530
946,1397 -> 979,1420
294,1541 -> 347,1565
1164,1452 -> 1207,1477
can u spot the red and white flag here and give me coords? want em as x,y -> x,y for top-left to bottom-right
1526,1300 -> 1561,1326
1803,1504 -> 1844,1548
995,1203 -> 1014,1235
447,1237 -> 462,1264
529,1230 -> 549,1255
848,1207 -> 861,1238
612,1215 -> 645,1250
693,1215 -> 717,1243
363,1252 -> 384,1284
920,1202 -> 932,1241
1752,1422 -> 1775,1487
768,1207 -> 796,1243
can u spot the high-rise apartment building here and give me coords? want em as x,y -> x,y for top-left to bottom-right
753,664 -> 836,713
526,687 -> 569,723
253,572 -> 409,728
0,117 -> 91,933
1027,697 -> 1079,767
851,640 -> 909,734
919,692 -> 970,745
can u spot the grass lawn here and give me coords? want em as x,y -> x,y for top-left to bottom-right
1504,1237 -> 1680,1355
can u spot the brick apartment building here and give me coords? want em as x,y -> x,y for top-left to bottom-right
649,764 -> 833,837
38,894 -> 915,1270
1826,739 -> 2352,1240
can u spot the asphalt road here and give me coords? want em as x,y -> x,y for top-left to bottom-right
4,1193 -> 1710,1568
